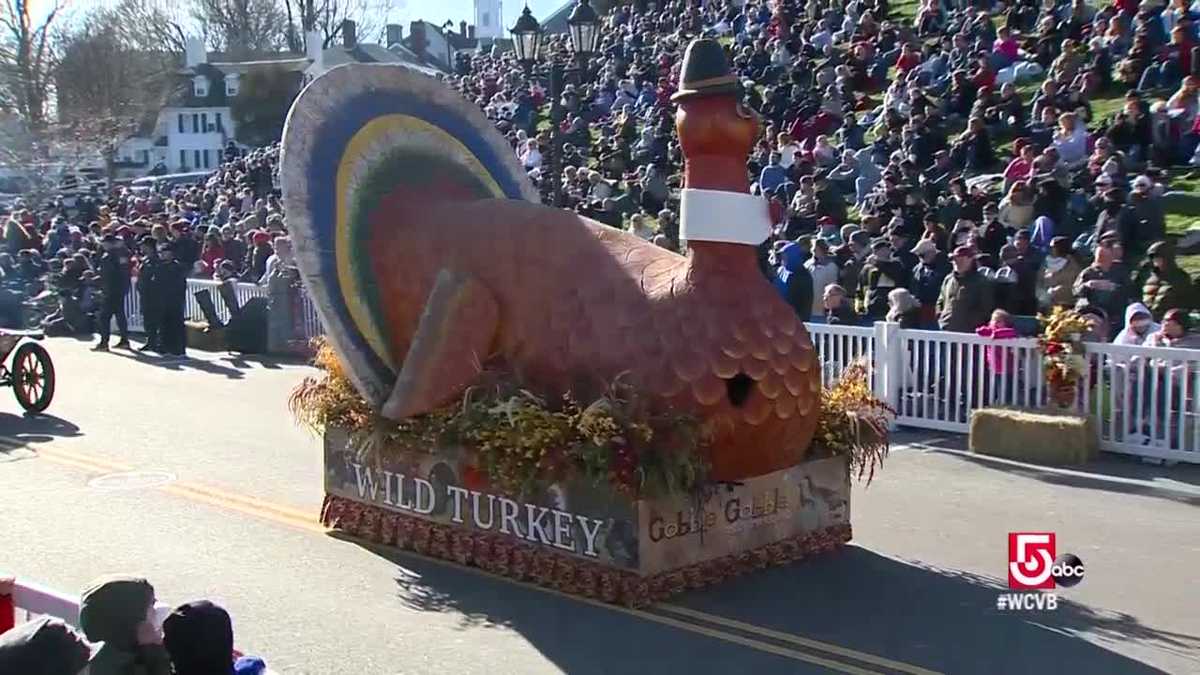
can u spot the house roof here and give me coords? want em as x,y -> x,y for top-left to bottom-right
319,43 -> 404,68
210,58 -> 310,74
318,41 -> 443,75
173,55 -> 307,108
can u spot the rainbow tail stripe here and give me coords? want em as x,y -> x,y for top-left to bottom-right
280,64 -> 538,405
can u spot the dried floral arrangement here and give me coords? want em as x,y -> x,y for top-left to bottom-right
1037,306 -> 1090,408
809,362 -> 893,485
292,340 -> 892,497
290,339 -> 710,499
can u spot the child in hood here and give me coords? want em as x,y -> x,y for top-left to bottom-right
977,308 -> 1020,379
1113,302 -> 1160,346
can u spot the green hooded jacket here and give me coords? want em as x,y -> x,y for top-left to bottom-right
79,575 -> 171,675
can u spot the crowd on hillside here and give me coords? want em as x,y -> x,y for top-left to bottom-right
0,575 -> 274,675
0,142 -> 289,351
9,0 -> 1200,352
448,0 -> 1200,345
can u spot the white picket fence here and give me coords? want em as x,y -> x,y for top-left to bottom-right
110,283 -> 1200,464
121,279 -> 323,339
807,322 -> 1200,464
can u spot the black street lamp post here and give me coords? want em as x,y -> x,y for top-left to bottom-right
510,0 -> 602,207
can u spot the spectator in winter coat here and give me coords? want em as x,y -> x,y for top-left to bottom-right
247,231 -> 274,281
0,616 -> 99,675
78,575 -> 171,675
858,239 -> 912,321
911,238 -> 950,327
823,284 -> 860,325
938,245 -> 996,332
1112,302 -> 1160,345
1145,308 -> 1200,348
804,239 -> 840,321
886,288 -> 922,328
1126,175 -> 1166,260
1037,237 -> 1084,311
976,308 -> 1020,375
1074,230 -> 1132,336
774,242 -> 814,320
162,601 -> 237,675
1138,240 -> 1197,319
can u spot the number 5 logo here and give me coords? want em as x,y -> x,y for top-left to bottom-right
1009,532 -> 1056,589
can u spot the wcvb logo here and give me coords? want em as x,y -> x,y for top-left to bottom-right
1008,532 -> 1085,590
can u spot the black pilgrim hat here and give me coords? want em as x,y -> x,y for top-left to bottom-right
670,38 -> 739,102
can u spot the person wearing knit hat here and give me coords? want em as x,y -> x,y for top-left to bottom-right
78,575 -> 170,675
162,601 -> 235,675
0,616 -> 101,675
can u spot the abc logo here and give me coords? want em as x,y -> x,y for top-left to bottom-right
1052,553 -> 1085,587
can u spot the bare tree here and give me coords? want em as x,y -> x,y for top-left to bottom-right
54,8 -> 180,178
108,0 -> 192,54
0,0 -> 62,133
191,0 -> 287,56
281,0 -> 390,51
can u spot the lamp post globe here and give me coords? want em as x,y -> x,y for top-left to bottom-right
509,5 -> 542,72
566,0 -> 600,64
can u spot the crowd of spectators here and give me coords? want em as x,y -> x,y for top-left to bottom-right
445,0 -> 1200,344
0,142 -> 289,351
7,0 -> 1200,351
0,574 -> 273,675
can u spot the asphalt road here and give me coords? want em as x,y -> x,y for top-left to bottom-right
1,337 -> 1198,674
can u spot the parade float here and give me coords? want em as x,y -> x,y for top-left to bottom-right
281,39 -> 890,606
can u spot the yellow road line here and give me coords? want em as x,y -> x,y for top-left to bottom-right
24,441 -> 930,674
31,444 -> 316,522
655,603 -> 942,675
348,535 -> 885,675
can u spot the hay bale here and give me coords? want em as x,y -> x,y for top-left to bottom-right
969,408 -> 1097,464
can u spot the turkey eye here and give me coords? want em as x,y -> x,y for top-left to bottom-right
725,373 -> 754,407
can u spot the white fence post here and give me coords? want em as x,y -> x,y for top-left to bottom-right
873,321 -> 902,429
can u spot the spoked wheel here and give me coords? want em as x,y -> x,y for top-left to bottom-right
12,342 -> 54,413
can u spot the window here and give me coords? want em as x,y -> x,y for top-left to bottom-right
226,80 -> 238,97
178,114 -> 185,133
201,113 -> 208,132
192,114 -> 199,133
179,150 -> 187,170
194,150 -> 201,168
202,149 -> 210,169
141,150 -> 149,164
482,11 -> 490,26
215,112 -> 223,132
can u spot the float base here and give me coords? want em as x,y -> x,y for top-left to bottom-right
321,427 -> 852,606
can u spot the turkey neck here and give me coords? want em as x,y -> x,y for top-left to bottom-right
683,156 -> 761,278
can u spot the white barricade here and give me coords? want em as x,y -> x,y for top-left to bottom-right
6,577 -> 169,630
809,322 -> 1200,464
121,279 -> 323,340
115,289 -> 1200,464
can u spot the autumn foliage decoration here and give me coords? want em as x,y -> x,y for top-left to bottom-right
810,362 -> 893,485
1037,307 -> 1090,408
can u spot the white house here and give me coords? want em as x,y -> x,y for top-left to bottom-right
116,39 -> 308,175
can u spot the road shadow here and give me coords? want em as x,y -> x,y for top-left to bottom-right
0,411 -> 82,445
106,350 -> 248,379
925,450 -> 1200,506
894,429 -> 1200,501
335,534 -> 1191,674
674,545 -> 1197,674
333,534 -> 829,674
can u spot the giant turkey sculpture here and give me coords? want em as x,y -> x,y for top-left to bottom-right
281,39 -> 820,481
